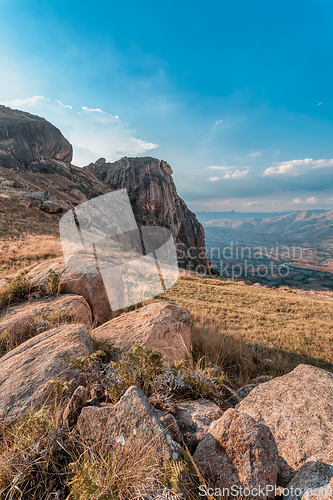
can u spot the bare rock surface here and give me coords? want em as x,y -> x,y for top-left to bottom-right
237,364 -> 333,485
76,386 -> 181,462
175,398 -> 223,449
25,257 -> 112,325
0,294 -> 92,346
283,449 -> 333,500
193,408 -> 278,499
92,301 -> 192,361
0,324 -> 94,422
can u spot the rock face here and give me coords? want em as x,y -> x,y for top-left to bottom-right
86,156 -> 210,271
91,301 -> 192,360
174,398 -> 223,449
0,105 -> 72,169
76,386 -> 181,462
0,294 -> 92,347
24,257 -> 112,325
0,324 -> 94,422
237,364 -> 333,486
193,409 -> 278,499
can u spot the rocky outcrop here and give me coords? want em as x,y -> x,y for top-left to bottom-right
86,156 -> 210,271
62,385 -> 89,428
76,386 -> 181,462
193,408 -> 279,499
91,301 -> 192,360
0,324 -> 94,422
237,364 -> 333,486
0,105 -> 72,169
0,294 -> 92,348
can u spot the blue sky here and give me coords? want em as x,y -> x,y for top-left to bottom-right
1,0 -> 333,212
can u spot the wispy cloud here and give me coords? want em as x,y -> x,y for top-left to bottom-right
250,152 -> 261,157
208,165 -> 250,179
317,102 -> 323,106
0,96 -> 158,165
214,119 -> 223,126
209,176 -> 221,182
263,158 -> 333,176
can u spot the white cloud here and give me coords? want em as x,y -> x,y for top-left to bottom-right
244,201 -> 261,207
250,152 -> 261,157
306,196 -> 318,205
317,102 -> 323,106
209,176 -> 221,182
208,165 -> 249,179
292,197 -> 319,205
263,158 -> 333,176
214,119 -> 223,126
57,100 -> 72,109
0,96 -> 157,165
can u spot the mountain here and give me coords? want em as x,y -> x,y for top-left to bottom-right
204,210 -> 333,243
86,156 -> 209,270
0,105 -> 209,270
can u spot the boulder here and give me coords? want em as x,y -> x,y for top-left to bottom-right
237,364 -> 333,486
24,257 -> 112,325
0,324 -> 94,422
193,409 -> 278,499
283,450 -> 333,500
0,294 -> 92,348
91,301 -> 192,361
174,398 -> 223,449
76,386 -> 181,462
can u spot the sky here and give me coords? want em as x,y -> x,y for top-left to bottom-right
0,0 -> 333,212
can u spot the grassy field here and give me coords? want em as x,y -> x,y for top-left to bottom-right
159,275 -> 333,385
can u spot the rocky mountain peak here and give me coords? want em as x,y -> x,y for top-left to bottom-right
86,156 -> 209,271
0,105 -> 72,170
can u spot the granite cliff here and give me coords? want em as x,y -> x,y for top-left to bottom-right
86,156 -> 210,270
0,105 -> 209,270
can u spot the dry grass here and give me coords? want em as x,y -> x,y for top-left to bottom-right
0,198 -> 61,278
159,276 -> 333,386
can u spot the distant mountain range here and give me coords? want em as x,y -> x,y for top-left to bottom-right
202,210 -> 333,244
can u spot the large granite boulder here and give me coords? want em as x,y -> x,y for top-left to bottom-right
193,408 -> 278,499
76,386 -> 181,462
237,364 -> 333,486
0,324 -> 94,422
0,294 -> 92,348
91,301 -> 192,361
24,257 -> 112,325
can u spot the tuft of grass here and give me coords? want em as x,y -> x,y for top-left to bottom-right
0,272 -> 31,310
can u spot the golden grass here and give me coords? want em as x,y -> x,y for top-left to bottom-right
159,276 -> 333,385
0,198 -> 61,278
